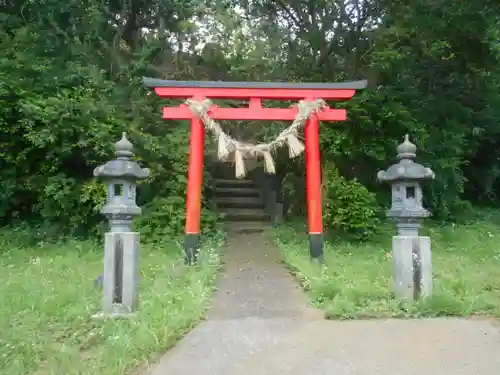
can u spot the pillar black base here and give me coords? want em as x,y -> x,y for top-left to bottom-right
309,233 -> 324,263
184,233 -> 200,265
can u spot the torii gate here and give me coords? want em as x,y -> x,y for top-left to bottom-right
143,78 -> 367,264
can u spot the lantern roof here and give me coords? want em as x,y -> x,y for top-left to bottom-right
93,133 -> 150,180
377,135 -> 435,182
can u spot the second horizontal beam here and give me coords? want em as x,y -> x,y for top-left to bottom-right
163,105 -> 347,121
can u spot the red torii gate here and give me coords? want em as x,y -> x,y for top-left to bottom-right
143,78 -> 367,264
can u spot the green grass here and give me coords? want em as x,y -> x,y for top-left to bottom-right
0,228 -> 223,375
270,215 -> 500,320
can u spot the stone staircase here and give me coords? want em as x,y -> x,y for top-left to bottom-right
214,178 -> 271,234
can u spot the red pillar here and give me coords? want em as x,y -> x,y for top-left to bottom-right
184,116 -> 205,264
304,113 -> 324,261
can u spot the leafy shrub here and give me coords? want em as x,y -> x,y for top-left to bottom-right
322,167 -> 381,239
134,196 -> 220,243
0,33 -> 222,243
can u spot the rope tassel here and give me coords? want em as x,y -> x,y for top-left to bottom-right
262,150 -> 276,174
234,149 -> 246,179
286,133 -> 305,158
185,98 -> 325,179
217,133 -> 230,160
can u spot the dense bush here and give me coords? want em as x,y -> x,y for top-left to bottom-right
0,30 -> 218,238
322,168 -> 380,239
280,159 -> 380,239
134,197 -> 220,242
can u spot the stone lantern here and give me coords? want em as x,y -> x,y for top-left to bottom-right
377,134 -> 435,236
93,133 -> 149,316
377,135 -> 435,300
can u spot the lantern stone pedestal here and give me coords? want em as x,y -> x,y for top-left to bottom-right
377,135 -> 435,301
92,133 -> 149,317
102,232 -> 140,315
392,235 -> 432,300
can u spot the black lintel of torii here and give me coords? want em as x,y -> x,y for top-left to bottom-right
142,77 -> 368,90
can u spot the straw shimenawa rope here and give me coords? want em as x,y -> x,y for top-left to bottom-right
186,98 -> 327,179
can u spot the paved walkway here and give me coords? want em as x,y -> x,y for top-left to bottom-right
146,234 -> 500,375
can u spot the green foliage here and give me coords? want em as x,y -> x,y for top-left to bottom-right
233,0 -> 500,220
322,168 -> 380,239
0,5 -> 221,238
134,197 -> 220,242
280,157 -> 307,217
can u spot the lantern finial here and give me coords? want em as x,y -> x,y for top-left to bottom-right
115,132 -> 134,158
396,134 -> 417,160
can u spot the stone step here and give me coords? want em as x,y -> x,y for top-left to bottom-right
214,179 -> 255,189
221,208 -> 270,222
225,221 -> 271,234
215,196 -> 264,209
215,187 -> 260,197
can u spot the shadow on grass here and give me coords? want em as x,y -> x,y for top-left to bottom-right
268,214 -> 500,320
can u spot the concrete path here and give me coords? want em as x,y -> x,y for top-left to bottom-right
146,234 -> 500,375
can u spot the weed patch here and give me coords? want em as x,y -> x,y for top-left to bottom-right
0,229 -> 222,374
270,217 -> 500,319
